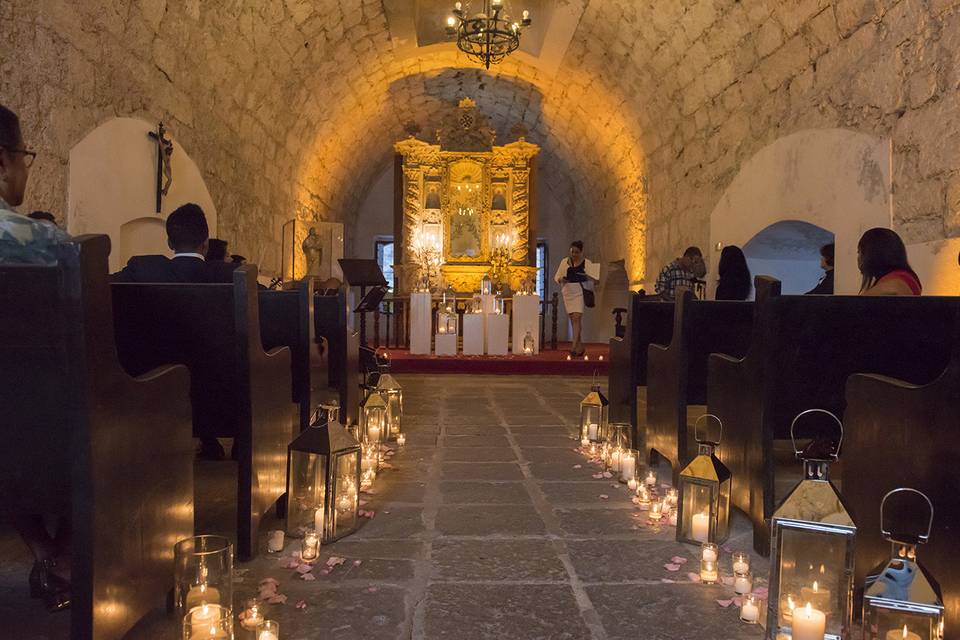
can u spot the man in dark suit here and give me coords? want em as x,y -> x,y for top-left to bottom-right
112,203 -> 237,283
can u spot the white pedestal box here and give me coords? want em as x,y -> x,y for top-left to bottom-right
511,295 -> 541,354
485,313 -> 509,355
480,293 -> 497,315
462,314 -> 485,355
409,292 -> 433,355
435,332 -> 458,356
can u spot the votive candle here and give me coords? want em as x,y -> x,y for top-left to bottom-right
266,530 -> 284,553
885,625 -> 922,640
240,600 -> 264,631
791,603 -> 826,640
648,501 -> 663,521
701,542 -> 718,563
700,559 -> 718,583
397,433 -> 406,446
301,529 -> 320,562
627,478 -> 638,492
645,470 -> 657,487
732,552 -> 750,575
739,595 -> 760,624
665,488 -> 678,508
733,572 -> 753,595
257,620 -> 280,640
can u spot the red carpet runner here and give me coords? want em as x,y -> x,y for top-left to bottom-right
383,342 -> 610,376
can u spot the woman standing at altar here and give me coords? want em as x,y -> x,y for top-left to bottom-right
555,241 -> 600,357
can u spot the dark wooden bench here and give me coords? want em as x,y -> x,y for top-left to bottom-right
112,266 -> 295,560
260,279 -> 323,432
0,235 -> 193,640
708,276 -> 959,553
315,290 -> 360,426
607,293 -> 675,437
843,313 -> 960,633
645,288 -> 753,472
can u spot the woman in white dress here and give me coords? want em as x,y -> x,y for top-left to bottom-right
554,241 -> 600,357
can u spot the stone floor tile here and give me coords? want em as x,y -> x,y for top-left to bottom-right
435,505 -> 546,536
443,424 -> 507,435
520,447 -> 584,464
431,539 -> 569,582
441,462 -> 525,481
443,434 -> 512,447
512,434 -> 580,447
567,538 -> 699,582
538,481 -> 636,505
439,481 -> 533,504
354,506 -> 426,539
443,446 -> 517,462
554,506 -> 669,537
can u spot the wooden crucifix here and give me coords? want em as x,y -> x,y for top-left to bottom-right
147,122 -> 174,213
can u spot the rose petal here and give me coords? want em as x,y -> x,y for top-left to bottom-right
367,586 -> 380,593
670,556 -> 688,564
301,572 -> 316,581
592,473 -> 604,479
296,564 -> 313,574
660,578 -> 676,583
326,556 -> 346,567
599,494 -> 609,500
259,578 -> 280,586
353,559 -> 362,566
295,599 -> 307,610
573,464 -> 582,469
664,563 -> 681,572
716,599 -> 735,608
602,472 -> 614,478
266,594 -> 287,604
752,586 -> 768,596
687,572 -> 701,583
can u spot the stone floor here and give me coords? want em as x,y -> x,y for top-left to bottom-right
1,374 -> 769,639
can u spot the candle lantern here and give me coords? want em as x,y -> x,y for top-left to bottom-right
676,414 -> 731,546
360,390 -> 388,445
471,292 -> 483,314
607,422 -> 632,450
374,372 -> 403,440
436,309 -> 458,335
579,379 -> 609,443
522,330 -> 535,355
174,535 -> 233,621
481,273 -> 493,296
862,488 -> 944,640
493,294 -> 504,315
766,409 -> 856,640
285,406 -> 362,542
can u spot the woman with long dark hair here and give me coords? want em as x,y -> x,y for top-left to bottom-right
858,228 -> 921,296
715,245 -> 751,300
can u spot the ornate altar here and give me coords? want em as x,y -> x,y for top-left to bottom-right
395,98 -> 539,294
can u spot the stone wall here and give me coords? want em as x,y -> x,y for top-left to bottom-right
2,0 -> 958,283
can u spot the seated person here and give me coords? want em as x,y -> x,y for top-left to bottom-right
205,238 -> 229,262
858,228 -> 921,296
112,203 -> 237,283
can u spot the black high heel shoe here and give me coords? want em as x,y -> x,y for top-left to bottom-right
35,559 -> 71,612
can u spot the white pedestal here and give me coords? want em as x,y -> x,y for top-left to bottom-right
435,332 -> 458,356
409,292 -> 433,355
511,294 -> 541,354
480,293 -> 497,315
462,314 -> 485,355
485,313 -> 509,355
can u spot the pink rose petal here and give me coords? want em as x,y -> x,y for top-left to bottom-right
295,599 -> 307,610
599,494 -> 609,500
319,568 -> 330,575
752,586 -> 768,596
326,556 -> 346,567
259,578 -> 280,586
602,472 -> 614,478
301,572 -> 316,581
660,578 -> 676,583
716,599 -> 735,608
573,464 -> 582,469
353,559 -> 362,566
671,556 -> 688,564
296,564 -> 313,574
687,572 -> 701,583
367,586 -> 380,593
592,473 -> 603,479
266,594 -> 287,605
664,563 -> 681,572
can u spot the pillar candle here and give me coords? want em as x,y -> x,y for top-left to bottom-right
266,530 -> 284,553
186,604 -> 227,637
701,543 -> 718,563
791,603 -> 826,640
314,508 -> 324,535
739,596 -> 760,624
620,452 -> 636,483
587,423 -> 599,440
800,581 -> 831,612
608,448 -> 622,473
397,434 -> 406,446
691,512 -> 710,543
885,626 -> 922,640
184,582 -> 221,610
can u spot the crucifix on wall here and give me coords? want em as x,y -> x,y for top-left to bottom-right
147,122 -> 174,213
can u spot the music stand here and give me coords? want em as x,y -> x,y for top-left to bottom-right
338,259 -> 388,347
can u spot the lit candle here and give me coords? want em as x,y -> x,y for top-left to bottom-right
645,470 -> 657,487
701,543 -> 718,563
266,530 -> 284,553
620,452 -> 636,483
648,501 -> 663,521
739,595 -> 760,624
314,508 -> 324,535
587,423 -> 599,440
636,485 -> 651,508
439,325 -> 447,334
665,488 -> 678,508
257,620 -> 280,640
301,530 -> 320,563
691,512 -> 710,543
184,582 -> 221,610
240,601 -> 264,630
397,434 -> 406,446
700,559 -> 718,583
800,581 -> 831,612
186,604 -> 227,637
885,625 -> 921,640
782,593 -> 797,621
791,603 -> 826,640
580,437 -> 589,449
369,424 -> 381,444
608,448 -> 622,473
627,478 -> 638,492
732,552 -> 750,575
733,572 -> 753,595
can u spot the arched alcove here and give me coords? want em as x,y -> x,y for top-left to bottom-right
709,128 -> 892,296
67,117 -> 217,272
742,220 -> 834,295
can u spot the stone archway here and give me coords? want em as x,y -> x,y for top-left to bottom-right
742,220 -> 835,295
708,128 -> 892,296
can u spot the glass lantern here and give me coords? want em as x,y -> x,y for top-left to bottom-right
436,309 -> 458,335
579,379 -> 609,443
607,422 -> 632,450
471,292 -> 483,314
375,372 -> 403,440
676,414 -> 731,545
862,488 -> 944,640
522,330 -> 535,355
442,285 -> 455,313
766,409 -> 856,640
182,603 -> 232,639
493,292 -> 504,315
174,535 -> 233,622
360,390 -> 388,445
285,407 -> 362,543
481,273 -> 493,295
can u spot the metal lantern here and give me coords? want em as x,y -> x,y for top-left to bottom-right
285,405 -> 362,542
522,330 -> 535,355
766,409 -> 856,640
360,390 -> 388,445
375,372 -> 403,440
493,293 -> 504,315
862,489 -> 944,640
471,292 -> 483,313
676,414 -> 731,546
437,310 -> 458,335
579,378 -> 609,443
481,273 -> 493,295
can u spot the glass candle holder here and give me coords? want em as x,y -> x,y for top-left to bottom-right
644,469 -> 657,487
734,571 -> 753,595
666,487 -> 678,509
648,501 -> 663,522
606,446 -> 622,474
257,620 -> 280,640
301,529 -> 320,563
183,603 -> 231,639
619,449 -> 638,484
781,593 -> 798,622
701,542 -> 718,563
732,551 -> 750,575
740,594 -> 761,624
636,485 -> 651,509
396,434 -> 406,446
174,535 -> 233,621
266,530 -> 284,553
627,478 -> 638,492
240,599 -> 264,630
700,559 -> 718,584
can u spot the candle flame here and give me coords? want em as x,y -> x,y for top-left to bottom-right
787,595 -> 796,610
812,580 -> 818,592
902,625 -> 908,639
805,602 -> 812,616
819,564 -> 825,575
208,625 -> 217,636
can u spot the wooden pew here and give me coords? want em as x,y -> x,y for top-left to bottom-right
607,292 -> 675,438
645,288 -> 753,471
112,266 -> 295,561
843,313 -> 960,633
708,276 -> 959,554
314,290 -> 360,426
260,279 -> 322,432
0,235 -> 193,640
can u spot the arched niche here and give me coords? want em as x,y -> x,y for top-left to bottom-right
709,128 -> 892,296
742,220 -> 835,295
67,117 -> 217,272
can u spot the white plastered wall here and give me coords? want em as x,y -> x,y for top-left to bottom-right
67,117 -> 217,272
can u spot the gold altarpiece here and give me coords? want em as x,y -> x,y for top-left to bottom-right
394,98 -> 539,294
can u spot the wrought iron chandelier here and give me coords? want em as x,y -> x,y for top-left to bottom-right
446,1 -> 532,69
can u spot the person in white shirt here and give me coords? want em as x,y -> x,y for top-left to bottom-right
554,240 -> 600,357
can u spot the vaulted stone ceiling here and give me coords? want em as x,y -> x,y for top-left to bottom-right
4,0 -> 959,282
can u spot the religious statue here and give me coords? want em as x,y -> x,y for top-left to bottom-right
301,227 -> 323,278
